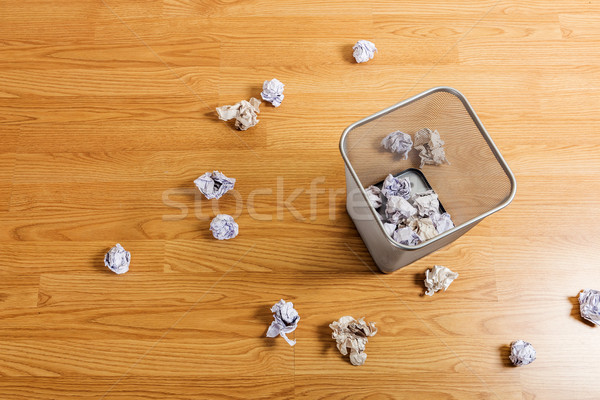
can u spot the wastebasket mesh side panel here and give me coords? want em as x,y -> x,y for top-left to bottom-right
344,90 -> 512,226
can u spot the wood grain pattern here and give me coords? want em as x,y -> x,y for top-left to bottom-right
1,0 -> 599,399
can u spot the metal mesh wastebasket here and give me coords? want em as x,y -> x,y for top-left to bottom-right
340,87 -> 516,273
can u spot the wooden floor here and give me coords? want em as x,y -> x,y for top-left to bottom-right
1,0 -> 599,399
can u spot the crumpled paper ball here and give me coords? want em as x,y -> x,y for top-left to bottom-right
407,216 -> 439,241
509,340 -> 536,366
210,214 -> 239,240
392,226 -> 421,246
424,265 -> 458,296
383,222 -> 397,236
364,185 -> 383,209
216,97 -> 261,130
330,316 -> 377,366
411,190 -> 440,216
260,78 -> 285,107
266,299 -> 300,346
381,130 -> 413,159
104,243 -> 130,275
381,174 -> 411,200
234,98 -> 261,130
385,196 -> 417,224
579,289 -> 600,326
194,171 -> 236,200
414,127 -> 450,167
352,40 -> 377,63
430,212 -> 454,234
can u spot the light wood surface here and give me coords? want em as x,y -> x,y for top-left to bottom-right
1,1 -> 599,399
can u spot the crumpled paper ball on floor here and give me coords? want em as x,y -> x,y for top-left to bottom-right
104,243 -> 130,275
509,340 -> 536,366
352,40 -> 377,63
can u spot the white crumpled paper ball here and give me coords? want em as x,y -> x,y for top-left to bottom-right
352,40 -> 377,63
424,265 -> 458,296
411,190 -> 440,217
381,130 -> 413,159
261,78 -> 285,107
386,196 -> 417,225
104,243 -> 130,275
266,299 -> 300,346
381,174 -> 411,200
194,171 -> 236,200
383,222 -> 397,237
392,226 -> 421,246
210,214 -> 239,240
430,212 -> 454,234
364,185 -> 383,209
509,340 -> 536,366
